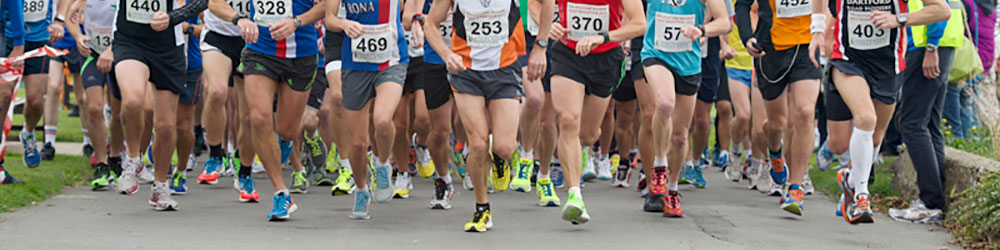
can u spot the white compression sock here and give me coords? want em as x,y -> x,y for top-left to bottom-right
44,125 -> 57,144
848,128 -> 875,195
441,174 -> 452,184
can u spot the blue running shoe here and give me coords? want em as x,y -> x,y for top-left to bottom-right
817,142 -> 835,172
372,165 -> 393,203
781,184 -> 804,216
350,190 -> 372,219
279,137 -> 292,165
715,150 -> 729,171
198,157 -> 223,184
267,193 -> 297,221
835,194 -> 844,217
692,165 -> 706,188
238,175 -> 260,202
20,133 -> 41,168
145,143 -> 155,165
551,164 -> 565,188
770,165 -> 788,185
169,171 -> 187,194
680,162 -> 695,185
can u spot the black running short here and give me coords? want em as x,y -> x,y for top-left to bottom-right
755,44 -> 822,101
308,68 -> 328,110
113,36 -> 186,96
201,30 -> 246,85
50,48 -> 84,73
238,49 -> 317,92
550,42 -> 626,98
424,63 -> 452,110
642,57 -> 701,96
829,59 -> 901,105
404,56 -> 425,93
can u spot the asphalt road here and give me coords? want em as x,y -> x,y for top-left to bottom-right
0,156 -> 956,250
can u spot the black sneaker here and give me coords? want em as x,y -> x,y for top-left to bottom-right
82,143 -> 94,157
643,193 -> 665,212
68,106 -> 80,117
41,143 -> 56,161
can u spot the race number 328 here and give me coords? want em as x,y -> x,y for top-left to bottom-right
254,0 -> 292,27
126,0 -> 165,24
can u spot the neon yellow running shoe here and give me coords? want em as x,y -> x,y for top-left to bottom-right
509,157 -> 533,192
561,191 -> 590,225
490,152 -> 511,192
463,208 -> 493,232
536,178 -> 561,207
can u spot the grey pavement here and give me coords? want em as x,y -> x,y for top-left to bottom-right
5,141 -> 84,156
0,155 -> 957,250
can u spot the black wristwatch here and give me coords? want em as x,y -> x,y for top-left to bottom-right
185,26 -> 195,35
412,14 -> 425,25
696,24 -> 706,37
600,32 -> 610,44
897,13 -> 908,27
232,13 -> 248,25
535,39 -> 549,49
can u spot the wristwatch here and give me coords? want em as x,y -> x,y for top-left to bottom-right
897,13 -> 908,27
535,39 -> 549,49
412,14 -> 425,25
232,13 -> 248,25
696,24 -> 706,37
294,17 -> 303,28
54,14 -> 66,23
926,44 -> 938,52
600,32 -> 610,44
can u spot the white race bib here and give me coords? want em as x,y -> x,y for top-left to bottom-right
254,0 -> 293,27
351,23 -> 400,63
126,0 -> 166,24
440,8 -> 454,41
847,11 -> 889,50
87,24 -> 115,53
24,0 -> 49,22
463,8 -> 509,47
229,0 -> 251,16
566,2 -> 609,41
775,0 -> 811,18
653,12 -> 695,53
405,30 -> 424,57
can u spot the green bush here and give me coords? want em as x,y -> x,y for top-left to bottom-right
942,120 -> 998,161
945,171 -> 1000,248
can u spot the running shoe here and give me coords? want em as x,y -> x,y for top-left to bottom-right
747,159 -> 761,190
643,193 -> 664,212
430,178 -> 455,209
609,152 -> 621,175
510,157 -> 534,192
802,171 -> 815,195
238,175 -> 260,202
279,137 -> 293,165
846,193 -> 875,224
551,161 -> 565,188
596,156 -> 612,181
145,144 -> 154,166
198,156 -> 223,185
691,165 -> 706,188
612,165 -> 631,188
90,163 -> 114,190
770,158 -> 788,186
450,144 -> 467,179
836,168 -> 855,222
0,165 -> 23,184
756,161 -> 773,194
326,144 -> 341,173
663,190 -> 683,217
186,153 -> 197,173
816,141 -> 834,172
781,185 -> 805,216
393,171 -> 412,198
116,156 -> 142,195
290,171 -> 309,194
536,178 -> 561,206
82,143 -> 94,157
835,194 -> 844,217
350,190 -> 372,219
138,165 -> 154,184
680,161 -> 694,184
311,164 -> 335,186
223,155 -> 236,176
414,135 -> 435,178
20,133 -> 41,168
41,142 -> 55,161
149,183 -> 178,211
267,193 -> 297,221
372,163 -> 394,203
650,167 -> 668,195
462,174 -> 474,190
464,206 -> 493,233
304,133 -> 328,170
331,166 -> 355,196
169,171 -> 187,194
561,192 -> 590,225
490,152 -> 511,192
582,150 -> 597,181
724,159 -> 742,182
252,156 -> 265,173
637,170 -> 646,192
193,129 -> 205,157
89,154 -> 98,167
714,150 -> 729,171
889,200 -> 944,224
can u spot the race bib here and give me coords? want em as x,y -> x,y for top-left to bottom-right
24,0 -> 49,22
126,0 -> 166,24
87,25 -> 115,53
775,0 -> 811,18
463,8 -> 509,47
351,23 -> 400,63
440,8 -> 455,40
653,12 -> 695,53
405,30 -> 424,57
566,2 -> 609,41
229,0 -> 251,16
847,11 -> 889,50
254,0 -> 293,27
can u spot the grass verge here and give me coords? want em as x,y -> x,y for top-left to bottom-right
807,155 -> 903,213
0,154 -> 93,212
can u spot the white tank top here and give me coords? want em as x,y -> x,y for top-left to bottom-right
85,0 -> 117,52
205,0 -> 250,37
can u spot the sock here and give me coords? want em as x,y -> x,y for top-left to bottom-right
154,181 -> 168,188
476,203 -> 490,212
210,144 -> 224,158
82,129 -> 91,145
629,149 -> 638,154
44,126 -> 57,144
667,182 -> 678,191
600,153 -> 609,161
848,128 -> 875,195
275,190 -> 289,196
239,164 -> 252,178
441,174 -> 452,184
654,157 -> 667,167
745,149 -> 752,158
568,187 -> 582,197
538,172 -> 550,180
721,149 -> 729,157
523,150 -> 534,161
769,146 -> 782,159
593,147 -> 601,156
193,126 -> 203,137
20,127 -> 32,138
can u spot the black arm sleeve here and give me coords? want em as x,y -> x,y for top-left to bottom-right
168,0 -> 209,26
734,0 -> 754,45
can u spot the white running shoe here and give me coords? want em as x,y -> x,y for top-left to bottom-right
757,162 -> 773,194
463,175 -> 474,191
724,160 -> 742,182
393,171 -> 412,199
149,183 -> 177,211
747,160 -> 760,190
116,156 -> 142,195
803,171 -> 815,195
372,164 -> 394,203
139,165 -> 155,184
596,157 -> 612,181
252,157 -> 265,174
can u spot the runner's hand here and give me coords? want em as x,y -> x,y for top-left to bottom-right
410,26 -> 425,48
318,38 -> 325,55
9,46 -> 24,71
150,12 -> 170,31
444,53 -> 466,73
746,38 -> 765,58
48,23 -> 65,43
97,50 -> 114,73
680,26 -> 702,40
77,36 -> 92,58
575,35 -> 602,57
343,20 -> 365,39
238,18 -> 259,44
270,18 -> 298,40
549,23 -> 565,40
923,49 -> 940,79
808,34 -> 825,68
721,44 -> 737,60
871,10 -> 901,29
526,45 -> 547,81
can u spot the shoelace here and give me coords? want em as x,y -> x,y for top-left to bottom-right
616,166 -> 629,180
354,193 -> 369,212
667,193 -> 682,208
376,167 -> 389,187
540,182 -> 553,196
241,176 -> 255,192
518,162 -> 531,179
293,172 -> 306,185
471,210 -> 485,223
653,171 -> 667,187
23,136 -> 37,156
272,196 -> 290,214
